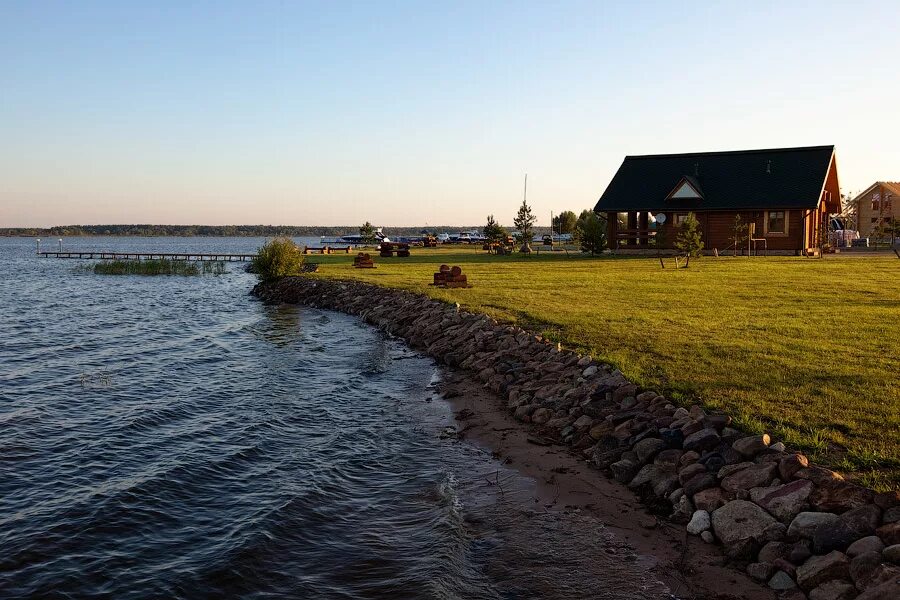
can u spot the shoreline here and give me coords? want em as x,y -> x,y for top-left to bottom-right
253,276 -> 900,600
437,368 -> 774,599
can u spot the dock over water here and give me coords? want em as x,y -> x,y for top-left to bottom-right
38,251 -> 256,261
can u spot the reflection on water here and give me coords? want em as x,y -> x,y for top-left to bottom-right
0,237 -> 668,599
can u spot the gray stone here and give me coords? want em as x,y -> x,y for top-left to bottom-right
850,550 -> 883,587
670,494 -> 694,524
884,506 -> 900,524
857,577 -> 900,600
746,561 -> 775,581
733,434 -> 771,456
628,463 -> 663,488
796,551 -> 850,592
711,500 -> 779,545
768,570 -> 797,590
581,365 -> 598,377
701,530 -> 715,543
808,580 -> 857,600
750,479 -> 813,523
686,509 -> 711,535
724,537 -> 756,562
679,462 -> 708,485
758,541 -> 792,564
610,459 -> 639,483
877,522 -> 900,545
847,536 -> 885,557
651,470 -> 680,498
884,544 -> 900,565
654,448 -> 683,468
634,437 -> 666,464
779,453 -> 810,480
531,407 -> 551,424
770,442 -> 786,452
788,511 -> 841,539
683,473 -> 718,497
721,462 -> 777,492
717,462 -> 752,479
809,480 -> 874,513
790,540 -> 813,564
572,414 -> 593,430
667,487 -> 684,504
813,504 -> 882,554
683,427 -> 720,452
693,486 -> 730,512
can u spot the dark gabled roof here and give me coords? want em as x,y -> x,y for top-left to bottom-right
595,145 -> 835,212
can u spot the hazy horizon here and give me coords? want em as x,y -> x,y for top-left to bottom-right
3,1 -> 899,228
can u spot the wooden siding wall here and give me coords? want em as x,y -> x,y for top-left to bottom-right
609,210 -> 807,252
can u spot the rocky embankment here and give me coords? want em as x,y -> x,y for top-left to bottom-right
253,277 -> 900,600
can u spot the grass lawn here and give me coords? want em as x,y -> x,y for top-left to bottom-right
307,247 -> 900,490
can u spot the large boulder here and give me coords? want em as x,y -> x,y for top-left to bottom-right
633,437 -> 666,463
849,551 -> 884,589
855,565 -> 900,599
812,505 -> 882,554
796,551 -> 850,591
683,472 -> 718,497
712,500 -> 779,545
847,536 -> 885,557
789,511 -> 841,539
683,427 -> 720,452
720,462 -> 777,492
809,480 -> 874,513
750,479 -> 813,523
876,522 -> 900,546
693,486 -> 730,511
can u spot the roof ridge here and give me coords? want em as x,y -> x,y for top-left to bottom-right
624,145 -> 834,160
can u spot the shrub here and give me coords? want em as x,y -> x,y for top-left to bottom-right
576,211 -> 607,254
252,238 -> 304,282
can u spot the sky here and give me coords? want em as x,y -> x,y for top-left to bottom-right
2,1 -> 899,228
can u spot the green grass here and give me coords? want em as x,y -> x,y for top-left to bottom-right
308,247 -> 900,489
85,259 -> 227,275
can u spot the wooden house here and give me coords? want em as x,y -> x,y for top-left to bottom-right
852,181 -> 899,238
595,146 -> 841,255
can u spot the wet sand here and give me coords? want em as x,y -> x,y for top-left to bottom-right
437,369 -> 776,600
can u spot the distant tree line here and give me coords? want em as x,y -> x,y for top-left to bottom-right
0,224 -> 551,237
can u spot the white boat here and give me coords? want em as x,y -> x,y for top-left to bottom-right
320,229 -> 391,245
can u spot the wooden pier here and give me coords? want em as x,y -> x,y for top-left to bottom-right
38,251 -> 256,262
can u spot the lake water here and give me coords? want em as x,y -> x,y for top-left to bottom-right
0,237 -> 667,599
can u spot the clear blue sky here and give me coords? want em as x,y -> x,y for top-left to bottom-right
2,1 -> 898,228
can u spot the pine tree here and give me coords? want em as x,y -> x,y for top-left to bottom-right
513,199 -> 536,252
731,214 -> 748,256
674,213 -> 703,266
483,214 -> 507,243
577,212 -> 607,255
359,221 -> 376,245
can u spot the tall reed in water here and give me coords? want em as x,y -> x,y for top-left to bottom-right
88,259 -> 226,275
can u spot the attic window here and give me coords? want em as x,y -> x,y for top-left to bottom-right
666,177 -> 703,200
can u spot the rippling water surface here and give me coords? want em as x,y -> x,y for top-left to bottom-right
0,237 -> 667,599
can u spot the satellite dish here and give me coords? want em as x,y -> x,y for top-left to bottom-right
655,213 -> 667,224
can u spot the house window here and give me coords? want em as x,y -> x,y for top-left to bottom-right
872,199 -> 880,211
766,211 -> 787,235
674,213 -> 689,226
